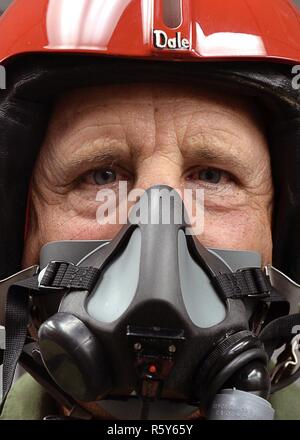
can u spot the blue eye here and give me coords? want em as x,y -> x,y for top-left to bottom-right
198,168 -> 222,184
92,169 -> 117,185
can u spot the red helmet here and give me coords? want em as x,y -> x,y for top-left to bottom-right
1,0 -> 300,62
0,0 -> 300,281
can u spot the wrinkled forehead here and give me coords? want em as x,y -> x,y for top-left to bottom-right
53,81 -> 263,117
47,82 -> 267,148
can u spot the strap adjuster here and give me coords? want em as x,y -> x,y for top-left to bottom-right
38,261 -> 74,291
213,268 -> 271,300
39,261 -> 100,292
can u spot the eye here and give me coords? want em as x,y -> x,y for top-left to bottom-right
198,168 -> 222,184
187,167 -> 231,185
91,168 -> 117,185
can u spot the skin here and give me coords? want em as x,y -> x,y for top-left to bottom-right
23,82 -> 273,267
22,83 -> 274,418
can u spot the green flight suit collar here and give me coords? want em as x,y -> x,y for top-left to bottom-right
1,373 -> 300,420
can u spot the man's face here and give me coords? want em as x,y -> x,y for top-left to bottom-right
22,82 -> 273,267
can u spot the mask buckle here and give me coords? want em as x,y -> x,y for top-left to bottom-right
38,261 -> 75,291
38,260 -> 100,292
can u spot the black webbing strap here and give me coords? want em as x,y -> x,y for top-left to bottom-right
213,268 -> 272,300
40,262 -> 100,291
0,276 -> 39,412
0,262 -> 100,413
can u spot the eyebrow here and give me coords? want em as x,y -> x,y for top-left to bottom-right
183,147 -> 252,178
60,127 -> 253,181
69,149 -> 128,166
60,145 -> 133,178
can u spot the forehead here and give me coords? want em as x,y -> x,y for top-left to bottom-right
40,83 -> 269,174
48,83 -> 265,154
53,82 -> 261,123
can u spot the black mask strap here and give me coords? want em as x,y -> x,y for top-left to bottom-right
0,262 -> 101,415
214,268 -> 290,321
0,276 -> 39,412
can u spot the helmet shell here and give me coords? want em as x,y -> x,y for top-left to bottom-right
1,0 -> 300,64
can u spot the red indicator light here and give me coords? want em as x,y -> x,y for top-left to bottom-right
148,364 -> 157,374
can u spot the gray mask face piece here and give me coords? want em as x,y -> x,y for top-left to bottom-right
86,227 -> 229,327
37,186 -> 269,419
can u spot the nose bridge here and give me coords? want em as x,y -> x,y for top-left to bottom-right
135,152 -> 182,190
